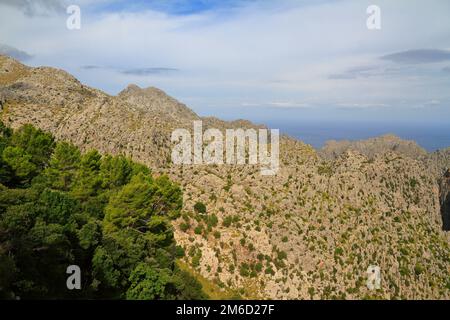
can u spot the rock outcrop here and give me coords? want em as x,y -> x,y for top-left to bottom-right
440,170 -> 450,231
320,134 -> 428,160
1,54 -> 449,299
117,84 -> 199,124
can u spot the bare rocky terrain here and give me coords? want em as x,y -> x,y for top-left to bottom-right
319,134 -> 429,160
1,55 -> 449,299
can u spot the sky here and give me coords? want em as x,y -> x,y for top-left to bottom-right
1,0 -> 450,126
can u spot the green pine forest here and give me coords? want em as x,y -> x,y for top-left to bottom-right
0,121 -> 206,299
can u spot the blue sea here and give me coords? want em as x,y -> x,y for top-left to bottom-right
195,107 -> 450,152
264,121 -> 450,152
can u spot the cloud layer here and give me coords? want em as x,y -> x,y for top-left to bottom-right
0,0 -> 66,15
381,49 -> 450,64
0,0 -> 449,122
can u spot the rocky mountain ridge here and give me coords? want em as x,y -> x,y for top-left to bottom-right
1,55 -> 449,299
320,134 -> 428,161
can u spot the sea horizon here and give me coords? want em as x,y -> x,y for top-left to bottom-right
267,120 -> 450,152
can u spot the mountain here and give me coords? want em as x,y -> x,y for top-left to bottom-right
117,84 -> 199,124
1,55 -> 449,299
320,134 -> 428,160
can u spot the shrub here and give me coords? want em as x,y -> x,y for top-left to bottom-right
222,216 -> 233,227
192,253 -> 201,268
194,225 -> 202,235
207,214 -> 218,228
414,263 -> 424,276
277,251 -> 287,260
180,222 -> 190,232
194,202 -> 207,214
409,178 -> 419,189
175,246 -> 185,257
240,263 -> 250,277
265,267 -> 275,275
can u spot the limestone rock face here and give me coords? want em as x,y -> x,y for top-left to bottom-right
320,134 -> 428,160
440,170 -> 450,230
117,84 -> 199,125
0,55 -> 184,168
1,54 -> 449,300
426,147 -> 450,178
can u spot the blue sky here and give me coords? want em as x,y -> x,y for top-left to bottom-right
1,0 -> 450,126
95,0 -> 261,15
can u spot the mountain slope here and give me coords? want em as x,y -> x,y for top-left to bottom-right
1,55 -> 449,299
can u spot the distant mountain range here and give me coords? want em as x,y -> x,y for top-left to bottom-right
1,54 -> 449,299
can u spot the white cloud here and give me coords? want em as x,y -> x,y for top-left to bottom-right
337,103 -> 390,109
426,99 -> 441,106
268,102 -> 310,108
0,0 -> 449,119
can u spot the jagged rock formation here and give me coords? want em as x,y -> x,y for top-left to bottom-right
1,55 -> 449,299
426,148 -> 450,178
320,134 -> 428,160
0,55 -> 265,168
440,170 -> 450,231
118,84 -> 199,125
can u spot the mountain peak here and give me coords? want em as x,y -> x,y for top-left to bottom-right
0,54 -> 30,86
320,133 -> 427,160
123,83 -> 141,91
118,84 -> 175,99
117,83 -> 198,122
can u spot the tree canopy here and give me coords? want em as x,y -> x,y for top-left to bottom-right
0,122 -> 205,300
